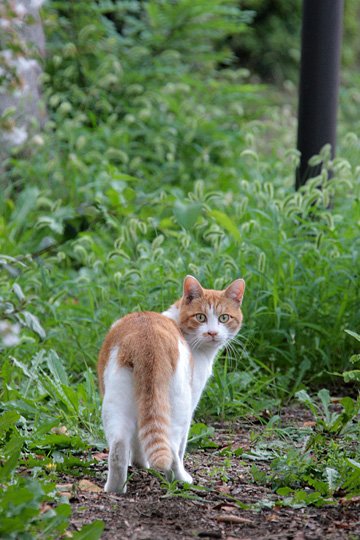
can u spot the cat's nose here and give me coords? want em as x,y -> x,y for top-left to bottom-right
207,331 -> 218,337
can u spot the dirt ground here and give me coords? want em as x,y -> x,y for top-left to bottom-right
64,407 -> 360,540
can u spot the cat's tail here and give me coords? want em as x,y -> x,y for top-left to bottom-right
133,347 -> 173,471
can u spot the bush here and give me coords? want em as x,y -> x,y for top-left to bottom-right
233,0 -> 360,83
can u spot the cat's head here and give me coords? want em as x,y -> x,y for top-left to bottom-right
178,275 -> 245,351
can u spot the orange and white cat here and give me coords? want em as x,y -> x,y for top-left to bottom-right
98,275 -> 245,493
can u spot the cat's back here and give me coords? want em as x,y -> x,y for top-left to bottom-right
98,311 -> 184,394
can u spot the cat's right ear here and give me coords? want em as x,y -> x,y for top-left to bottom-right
183,275 -> 203,304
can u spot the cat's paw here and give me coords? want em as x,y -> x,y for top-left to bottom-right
104,480 -> 127,494
178,470 -> 193,484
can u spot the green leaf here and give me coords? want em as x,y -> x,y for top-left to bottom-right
295,390 -> 318,416
21,311 -> 46,339
317,388 -> 331,422
12,283 -> 25,302
343,370 -> 360,382
0,411 -> 20,436
0,433 -> 23,481
71,520 -> 104,540
345,329 -> 360,342
325,467 -> 339,494
187,422 -> 217,448
173,202 -> 202,229
349,354 -> 360,365
10,187 -> 39,236
209,209 -> 241,241
46,350 -> 69,386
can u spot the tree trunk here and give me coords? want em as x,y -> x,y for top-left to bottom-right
0,0 -> 46,158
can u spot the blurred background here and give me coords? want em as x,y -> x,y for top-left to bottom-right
0,2 -> 359,528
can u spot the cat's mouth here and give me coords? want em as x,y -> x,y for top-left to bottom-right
203,336 -> 224,345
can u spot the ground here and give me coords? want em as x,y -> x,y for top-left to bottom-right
61,407 -> 360,540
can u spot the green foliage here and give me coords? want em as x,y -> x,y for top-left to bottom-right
232,0 -> 302,82
233,0 -> 360,83
0,409 -> 103,539
0,0 -> 359,529
342,330 -> 360,383
187,422 -> 217,449
249,389 -> 360,505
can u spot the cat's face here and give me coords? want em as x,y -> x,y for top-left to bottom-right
178,276 -> 245,351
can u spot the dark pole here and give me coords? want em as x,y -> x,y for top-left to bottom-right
296,0 -> 343,189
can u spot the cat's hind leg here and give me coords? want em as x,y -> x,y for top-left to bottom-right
105,439 -> 130,493
131,432 -> 149,469
102,353 -> 136,494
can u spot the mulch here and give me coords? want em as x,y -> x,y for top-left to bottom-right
64,406 -> 360,540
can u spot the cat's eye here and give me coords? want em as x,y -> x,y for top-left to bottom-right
195,313 -> 207,323
219,314 -> 230,323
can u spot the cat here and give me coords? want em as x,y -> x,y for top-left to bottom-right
97,275 -> 245,493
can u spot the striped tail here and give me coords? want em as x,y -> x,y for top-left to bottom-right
134,362 -> 173,471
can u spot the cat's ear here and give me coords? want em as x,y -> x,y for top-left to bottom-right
183,275 -> 203,304
224,278 -> 245,305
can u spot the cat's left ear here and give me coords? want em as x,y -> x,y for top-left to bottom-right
183,275 -> 203,304
224,278 -> 245,305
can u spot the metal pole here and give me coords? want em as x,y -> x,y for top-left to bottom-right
296,0 -> 343,189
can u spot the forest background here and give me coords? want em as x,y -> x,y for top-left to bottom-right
0,1 -> 359,538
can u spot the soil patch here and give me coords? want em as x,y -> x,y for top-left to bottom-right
64,406 -> 360,539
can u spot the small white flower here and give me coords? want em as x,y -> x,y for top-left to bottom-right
0,321 -> 21,347
3,125 -> 28,146
1,49 -> 13,63
32,134 -> 44,146
16,57 -> 38,73
0,19 -> 11,29
31,0 -> 46,7
14,2 -> 28,17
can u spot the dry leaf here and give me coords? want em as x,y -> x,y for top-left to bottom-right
57,483 -> 73,491
303,421 -> 316,427
51,425 -> 68,435
216,514 -> 252,524
265,513 -> 279,522
78,479 -> 102,493
93,452 -> 108,461
218,485 -> 231,494
221,505 -> 238,512
56,483 -> 74,499
339,495 -> 360,505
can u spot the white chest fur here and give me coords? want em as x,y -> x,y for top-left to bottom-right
190,349 -> 217,410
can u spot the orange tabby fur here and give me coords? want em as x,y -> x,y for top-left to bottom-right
98,312 -> 185,469
98,276 -> 245,493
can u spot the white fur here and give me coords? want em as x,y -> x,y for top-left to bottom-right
164,304 -> 232,409
102,303 -> 234,493
162,304 -> 180,323
169,339 -> 193,482
102,338 -> 194,492
102,347 -> 138,493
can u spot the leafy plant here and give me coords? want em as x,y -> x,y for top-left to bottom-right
342,330 -> 360,383
0,0 -> 359,530
0,411 -> 104,539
